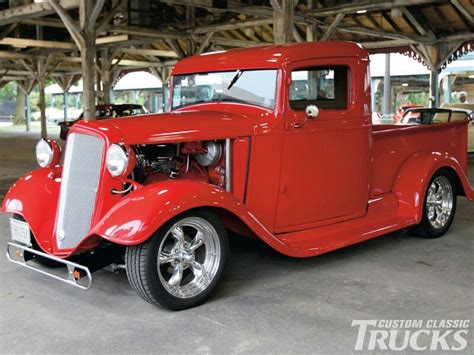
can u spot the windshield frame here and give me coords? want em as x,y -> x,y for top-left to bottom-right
170,69 -> 279,111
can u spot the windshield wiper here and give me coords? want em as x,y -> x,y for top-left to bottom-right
227,70 -> 243,90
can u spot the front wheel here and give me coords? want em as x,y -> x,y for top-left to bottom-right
410,171 -> 457,238
125,210 -> 228,310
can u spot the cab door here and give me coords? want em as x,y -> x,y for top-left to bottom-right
275,58 -> 371,231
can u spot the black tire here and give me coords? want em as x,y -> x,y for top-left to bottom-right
125,210 -> 229,310
12,214 -> 63,268
410,170 -> 457,239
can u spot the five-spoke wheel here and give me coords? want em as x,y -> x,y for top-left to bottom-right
157,217 -> 222,299
126,210 -> 228,310
411,171 -> 457,238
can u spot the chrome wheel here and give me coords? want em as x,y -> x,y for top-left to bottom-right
426,176 -> 454,229
157,217 -> 221,299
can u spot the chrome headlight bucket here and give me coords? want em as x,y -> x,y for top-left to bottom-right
106,144 -> 134,177
36,139 -> 61,168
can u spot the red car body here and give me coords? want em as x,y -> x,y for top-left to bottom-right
2,42 -> 474,305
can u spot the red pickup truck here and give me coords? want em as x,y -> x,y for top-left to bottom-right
3,42 -> 473,310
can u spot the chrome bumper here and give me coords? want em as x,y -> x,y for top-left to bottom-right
6,242 -> 92,290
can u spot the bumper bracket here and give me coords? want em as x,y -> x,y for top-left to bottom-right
6,242 -> 92,290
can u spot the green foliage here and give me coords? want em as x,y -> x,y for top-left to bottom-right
0,82 -> 17,101
405,92 -> 430,107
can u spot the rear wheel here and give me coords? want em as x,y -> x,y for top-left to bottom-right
125,210 -> 228,310
410,172 -> 457,238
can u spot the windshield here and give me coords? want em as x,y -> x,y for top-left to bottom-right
171,69 -> 278,110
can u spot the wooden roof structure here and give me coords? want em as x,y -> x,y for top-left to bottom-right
0,0 -> 472,126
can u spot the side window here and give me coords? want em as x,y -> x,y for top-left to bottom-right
289,66 -> 349,110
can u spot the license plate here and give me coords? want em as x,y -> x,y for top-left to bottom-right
10,218 -> 32,246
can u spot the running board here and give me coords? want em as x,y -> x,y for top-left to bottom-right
6,242 -> 92,290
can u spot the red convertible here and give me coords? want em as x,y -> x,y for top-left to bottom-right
3,42 -> 474,310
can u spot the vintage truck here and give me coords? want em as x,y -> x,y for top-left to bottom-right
3,42 -> 474,310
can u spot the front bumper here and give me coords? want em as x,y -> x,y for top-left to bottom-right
6,242 -> 92,290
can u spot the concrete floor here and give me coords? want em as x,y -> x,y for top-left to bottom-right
0,131 -> 473,354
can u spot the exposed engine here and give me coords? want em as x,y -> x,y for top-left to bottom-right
132,141 -> 225,187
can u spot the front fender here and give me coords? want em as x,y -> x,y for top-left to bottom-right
91,180 -> 290,253
2,168 -> 60,253
392,152 -> 474,223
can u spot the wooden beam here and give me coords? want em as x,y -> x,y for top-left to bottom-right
165,39 -> 187,58
304,0 -> 445,17
320,13 -> 344,41
155,0 -> 320,25
293,25 -> 304,43
450,0 -> 474,25
400,6 -> 431,36
87,0 -> 106,32
96,34 -> 129,45
0,76 -> 26,81
49,0 -> 83,48
362,39 -> 416,49
111,59 -> 177,68
0,35 -> 129,50
119,48 -> 178,58
381,10 -> 402,32
432,6 -> 455,34
196,32 -> 214,54
334,25 -> 428,43
0,37 -> 75,49
0,0 -> 79,26
192,18 -> 273,34
0,23 -> 18,40
366,13 -> 383,30
97,0 -> 126,33
0,50 -> 36,60
22,18 -> 66,29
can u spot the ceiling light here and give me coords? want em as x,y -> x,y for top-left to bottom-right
356,9 -> 367,14
402,83 -> 409,87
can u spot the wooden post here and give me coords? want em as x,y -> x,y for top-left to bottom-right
63,91 -> 68,121
306,0 -> 317,42
26,93 -> 31,131
16,79 -> 36,132
271,0 -> 294,44
81,0 -> 96,119
97,49 -> 114,105
49,0 -> 105,119
56,74 -> 79,122
429,68 -> 439,108
38,59 -> 47,139
381,53 -> 392,123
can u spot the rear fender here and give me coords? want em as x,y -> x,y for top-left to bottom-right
392,152 -> 474,223
91,180 -> 291,253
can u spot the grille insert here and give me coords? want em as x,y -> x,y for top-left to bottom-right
55,133 -> 104,249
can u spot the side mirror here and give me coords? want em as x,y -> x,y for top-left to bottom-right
306,105 -> 319,119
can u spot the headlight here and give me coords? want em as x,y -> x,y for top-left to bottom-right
106,144 -> 129,177
36,139 -> 60,168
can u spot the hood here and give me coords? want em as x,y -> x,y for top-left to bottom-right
74,109 -> 261,145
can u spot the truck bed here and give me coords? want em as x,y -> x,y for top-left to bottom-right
370,121 -> 469,198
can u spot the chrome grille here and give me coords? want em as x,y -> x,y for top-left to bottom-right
56,133 -> 104,249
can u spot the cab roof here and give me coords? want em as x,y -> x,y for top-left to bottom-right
172,41 -> 368,75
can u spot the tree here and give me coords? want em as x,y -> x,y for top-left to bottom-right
13,86 -> 26,125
